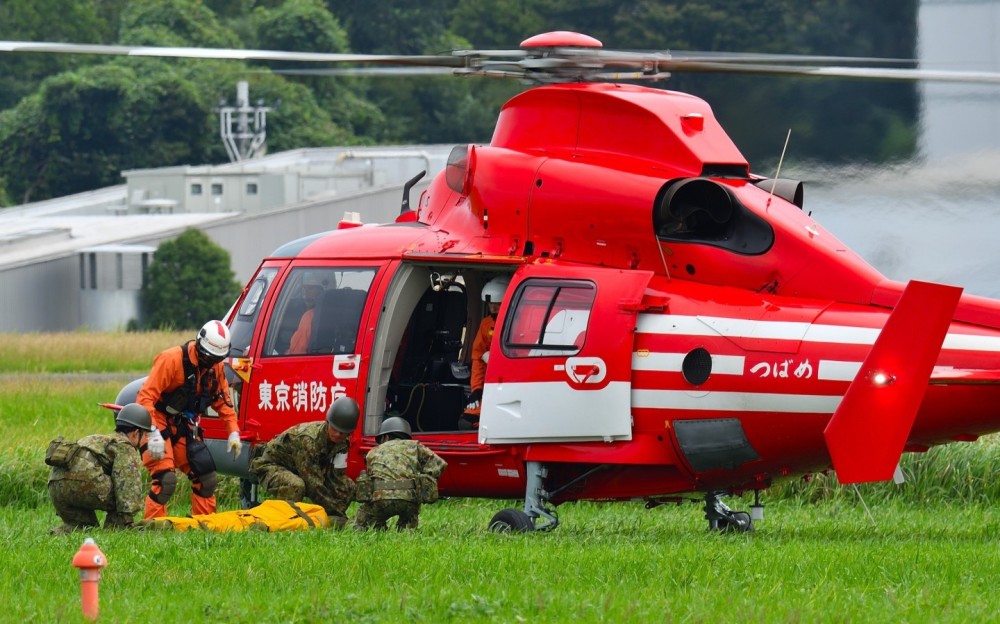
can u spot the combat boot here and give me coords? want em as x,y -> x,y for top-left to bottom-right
49,523 -> 78,535
104,512 -> 136,530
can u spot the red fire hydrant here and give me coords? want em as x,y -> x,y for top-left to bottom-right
71,538 -> 107,621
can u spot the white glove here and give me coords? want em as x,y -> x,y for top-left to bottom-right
147,428 -> 166,460
481,350 -> 490,364
228,431 -> 243,458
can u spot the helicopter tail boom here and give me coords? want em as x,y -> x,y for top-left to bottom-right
824,280 -> 962,484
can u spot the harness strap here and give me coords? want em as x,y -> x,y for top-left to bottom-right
155,342 -> 222,421
287,501 -> 316,529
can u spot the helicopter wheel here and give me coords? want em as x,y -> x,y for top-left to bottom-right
488,508 -> 535,533
718,511 -> 754,533
704,491 -> 754,533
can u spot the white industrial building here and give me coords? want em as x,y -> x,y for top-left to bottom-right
0,145 -> 452,332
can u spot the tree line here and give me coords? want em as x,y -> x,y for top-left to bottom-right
0,0 -> 919,206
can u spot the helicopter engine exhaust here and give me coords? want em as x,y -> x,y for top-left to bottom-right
752,178 -> 804,209
655,178 -> 734,240
653,177 -> 777,258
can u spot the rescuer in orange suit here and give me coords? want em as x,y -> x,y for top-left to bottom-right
137,320 -> 243,519
458,276 -> 509,430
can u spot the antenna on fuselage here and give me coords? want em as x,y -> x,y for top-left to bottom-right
400,170 -> 427,216
654,234 -> 672,282
765,129 -> 793,211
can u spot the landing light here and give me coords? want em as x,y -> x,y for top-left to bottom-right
868,370 -> 895,386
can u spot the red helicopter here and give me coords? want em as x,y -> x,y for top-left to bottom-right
10,31 -> 1000,532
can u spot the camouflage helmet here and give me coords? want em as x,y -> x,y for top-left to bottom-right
116,403 -> 155,432
377,416 -> 412,439
326,397 -> 360,433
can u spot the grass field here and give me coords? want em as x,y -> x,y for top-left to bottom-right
0,330 -> 189,373
3,332 -> 1000,622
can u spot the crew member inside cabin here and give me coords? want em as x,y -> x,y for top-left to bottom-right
138,320 -> 243,519
287,271 -> 325,354
458,276 -> 509,430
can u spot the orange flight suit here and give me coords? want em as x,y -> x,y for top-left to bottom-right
287,308 -> 315,354
138,341 -> 239,519
463,315 -> 496,420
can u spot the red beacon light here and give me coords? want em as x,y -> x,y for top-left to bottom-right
520,31 -> 603,49
337,211 -> 363,230
681,113 -> 705,134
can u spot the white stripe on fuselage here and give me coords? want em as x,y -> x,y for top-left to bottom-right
632,352 -> 855,381
631,353 -> 745,375
631,389 -> 842,413
636,314 -> 1000,353
635,315 -> 878,343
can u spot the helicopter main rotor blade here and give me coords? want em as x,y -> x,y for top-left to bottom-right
4,39 -> 1000,86
562,47 -> 916,66
654,59 -> 1000,85
269,67 -> 457,77
0,41 -> 462,67
0,40 -> 914,69
653,51 -> 916,66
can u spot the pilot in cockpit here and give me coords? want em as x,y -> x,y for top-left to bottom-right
287,272 -> 325,354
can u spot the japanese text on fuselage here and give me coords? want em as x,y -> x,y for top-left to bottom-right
748,359 -> 814,379
256,379 -> 347,412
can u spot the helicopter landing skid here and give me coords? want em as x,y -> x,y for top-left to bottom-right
704,491 -> 754,533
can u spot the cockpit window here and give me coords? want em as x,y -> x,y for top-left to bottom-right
228,267 -> 277,358
263,267 -> 377,356
238,277 -> 268,317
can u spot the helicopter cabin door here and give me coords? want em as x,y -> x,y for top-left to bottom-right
480,265 -> 652,444
235,263 -> 384,443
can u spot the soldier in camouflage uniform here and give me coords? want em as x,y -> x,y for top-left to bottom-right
250,397 -> 360,526
354,416 -> 447,531
46,403 -> 155,535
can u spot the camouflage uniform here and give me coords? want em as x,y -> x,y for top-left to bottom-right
47,433 -> 143,531
250,421 -> 354,524
354,439 -> 447,530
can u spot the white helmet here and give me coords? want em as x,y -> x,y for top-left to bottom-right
482,276 -> 509,304
197,320 -> 231,360
302,271 -> 324,288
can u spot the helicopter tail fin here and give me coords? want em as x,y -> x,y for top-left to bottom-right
824,280 -> 962,484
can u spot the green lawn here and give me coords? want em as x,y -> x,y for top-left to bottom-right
4,498 -> 1000,622
4,337 -> 1000,622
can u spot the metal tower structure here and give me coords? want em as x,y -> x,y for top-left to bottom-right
218,81 -> 272,162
